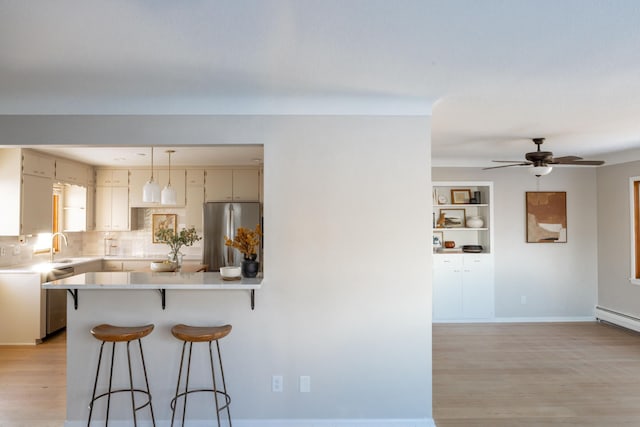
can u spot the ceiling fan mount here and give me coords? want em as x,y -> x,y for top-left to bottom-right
483,137 -> 604,176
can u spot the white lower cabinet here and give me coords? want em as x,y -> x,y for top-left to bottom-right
433,254 -> 494,320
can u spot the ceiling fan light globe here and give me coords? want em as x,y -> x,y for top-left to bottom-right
530,165 -> 553,177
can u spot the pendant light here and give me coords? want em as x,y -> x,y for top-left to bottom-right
142,147 -> 161,203
161,149 -> 177,205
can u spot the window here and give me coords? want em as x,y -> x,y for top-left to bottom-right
630,177 -> 640,283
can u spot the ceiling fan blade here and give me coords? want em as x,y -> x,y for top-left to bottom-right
554,159 -> 605,166
491,160 -> 530,163
482,162 -> 531,170
551,156 -> 583,163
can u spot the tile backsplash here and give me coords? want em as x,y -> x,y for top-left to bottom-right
0,207 -> 204,267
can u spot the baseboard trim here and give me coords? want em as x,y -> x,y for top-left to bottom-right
434,316 -> 594,324
595,306 -> 640,333
72,418 -> 437,427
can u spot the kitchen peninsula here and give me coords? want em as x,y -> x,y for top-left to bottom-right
42,271 -> 263,426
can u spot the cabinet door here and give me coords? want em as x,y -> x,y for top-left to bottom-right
21,174 -> 53,235
96,169 -> 129,186
111,170 -> 129,186
186,169 -> 204,186
128,169 -> 150,207
205,170 -> 233,201
432,256 -> 463,320
62,184 -> 87,232
186,185 -> 204,230
23,151 -> 55,178
86,185 -> 95,231
102,260 -> 123,271
95,186 -> 112,231
55,159 -> 87,184
110,186 -> 129,231
462,256 -> 494,319
232,170 -> 260,201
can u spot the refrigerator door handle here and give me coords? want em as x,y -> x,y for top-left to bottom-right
226,204 -> 234,266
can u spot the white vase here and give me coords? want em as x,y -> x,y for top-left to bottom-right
466,216 -> 484,228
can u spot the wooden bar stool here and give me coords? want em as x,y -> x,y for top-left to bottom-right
170,324 -> 233,427
88,324 -> 156,427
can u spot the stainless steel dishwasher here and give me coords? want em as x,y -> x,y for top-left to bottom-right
45,266 -> 75,335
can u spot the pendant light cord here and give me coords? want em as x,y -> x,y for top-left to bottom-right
168,150 -> 172,185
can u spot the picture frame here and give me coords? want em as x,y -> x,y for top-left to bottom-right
526,192 -> 567,243
152,214 -> 177,243
433,231 -> 444,248
451,189 -> 472,204
439,208 -> 466,228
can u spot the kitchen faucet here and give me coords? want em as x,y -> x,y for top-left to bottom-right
51,232 -> 68,263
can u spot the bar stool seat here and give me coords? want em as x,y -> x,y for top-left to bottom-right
91,324 -> 155,342
88,324 -> 156,427
170,324 -> 233,427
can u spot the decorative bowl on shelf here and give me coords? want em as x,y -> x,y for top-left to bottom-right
462,245 -> 483,253
220,266 -> 241,280
150,260 -> 177,272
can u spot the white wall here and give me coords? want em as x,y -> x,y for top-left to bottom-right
597,160 -> 640,317
433,167 -> 598,320
1,115 -> 434,423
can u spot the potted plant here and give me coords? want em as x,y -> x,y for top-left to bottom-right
155,226 -> 201,268
224,224 -> 262,277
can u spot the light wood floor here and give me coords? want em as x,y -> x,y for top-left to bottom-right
434,321 -> 640,426
0,331 -> 65,427
3,322 -> 640,426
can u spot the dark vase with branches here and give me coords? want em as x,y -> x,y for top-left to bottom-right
224,224 -> 262,278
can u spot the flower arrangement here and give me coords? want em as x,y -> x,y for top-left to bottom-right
155,226 -> 201,258
225,224 -> 262,260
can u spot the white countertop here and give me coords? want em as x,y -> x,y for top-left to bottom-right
42,271 -> 262,290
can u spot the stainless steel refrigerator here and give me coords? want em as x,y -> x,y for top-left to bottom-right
203,202 -> 261,271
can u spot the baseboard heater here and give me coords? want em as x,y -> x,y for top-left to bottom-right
595,306 -> 640,333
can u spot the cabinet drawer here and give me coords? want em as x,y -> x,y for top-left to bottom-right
102,261 -> 123,271
433,255 -> 462,268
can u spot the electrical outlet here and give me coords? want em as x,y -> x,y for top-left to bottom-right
521,295 -> 527,305
299,375 -> 311,393
272,375 -> 283,392
0,247 -> 5,257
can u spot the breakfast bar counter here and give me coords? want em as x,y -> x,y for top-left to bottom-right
43,271 -> 264,426
43,271 -> 262,310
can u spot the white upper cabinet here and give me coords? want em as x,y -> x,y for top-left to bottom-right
21,174 -> 53,235
95,169 -> 131,231
22,150 -> 55,178
0,148 -> 54,236
55,159 -> 88,185
205,169 -> 260,202
96,169 -> 129,186
232,170 -> 260,201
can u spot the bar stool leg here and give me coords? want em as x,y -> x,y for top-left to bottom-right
87,341 -> 106,427
106,342 -> 116,426
126,341 -> 138,427
170,342 -> 187,427
182,342 -> 193,427
216,340 -> 232,426
209,341 -> 222,426
138,339 -> 157,427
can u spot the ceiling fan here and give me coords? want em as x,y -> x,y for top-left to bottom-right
483,138 -> 605,176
